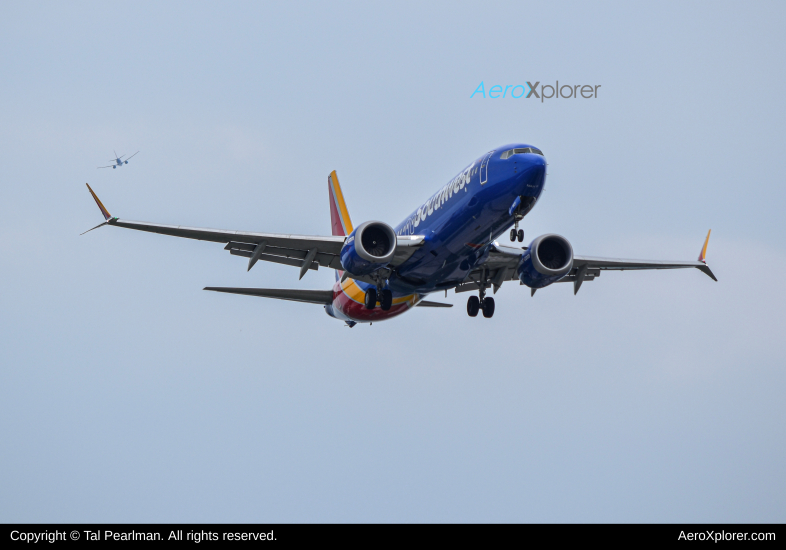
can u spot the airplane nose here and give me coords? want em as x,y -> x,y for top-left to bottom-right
529,152 -> 546,168
519,154 -> 546,194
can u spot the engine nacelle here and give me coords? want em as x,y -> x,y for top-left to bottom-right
340,221 -> 397,276
517,234 -> 574,288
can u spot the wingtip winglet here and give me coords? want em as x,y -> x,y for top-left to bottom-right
694,230 -> 716,280
698,264 -> 718,282
698,229 -> 711,263
86,183 -> 112,221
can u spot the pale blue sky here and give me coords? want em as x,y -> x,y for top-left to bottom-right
1,1 -> 785,522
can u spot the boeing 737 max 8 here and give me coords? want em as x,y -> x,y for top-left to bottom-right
84,144 -> 715,327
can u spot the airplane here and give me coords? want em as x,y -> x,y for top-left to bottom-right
83,143 -> 716,327
98,150 -> 139,169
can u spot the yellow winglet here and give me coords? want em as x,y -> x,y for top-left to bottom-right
86,183 -> 112,221
698,229 -> 711,263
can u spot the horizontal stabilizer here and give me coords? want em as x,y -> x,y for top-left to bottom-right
417,300 -> 453,308
204,287 -> 333,305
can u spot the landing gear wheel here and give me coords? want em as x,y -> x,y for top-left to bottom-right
517,229 -> 524,242
482,297 -> 495,318
467,295 -> 480,317
364,288 -> 377,310
510,228 -> 517,242
380,289 -> 393,311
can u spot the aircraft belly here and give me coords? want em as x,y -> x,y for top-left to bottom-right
392,180 -> 538,293
330,279 -> 419,323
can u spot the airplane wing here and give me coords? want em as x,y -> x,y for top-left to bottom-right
125,151 -> 140,161
83,184 -> 424,277
97,165 -> 114,169
458,232 -> 716,295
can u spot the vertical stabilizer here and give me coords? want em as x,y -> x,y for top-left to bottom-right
328,170 -> 353,237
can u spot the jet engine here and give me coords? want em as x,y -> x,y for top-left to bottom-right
517,234 -> 574,288
340,221 -> 397,276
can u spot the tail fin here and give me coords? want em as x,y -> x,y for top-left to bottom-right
328,170 -> 353,237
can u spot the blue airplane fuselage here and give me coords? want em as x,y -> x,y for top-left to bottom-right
326,144 -> 546,323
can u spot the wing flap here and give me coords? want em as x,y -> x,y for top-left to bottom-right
225,242 -> 343,269
227,249 -> 320,271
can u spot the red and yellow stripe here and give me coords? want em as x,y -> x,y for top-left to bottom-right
339,277 -> 418,308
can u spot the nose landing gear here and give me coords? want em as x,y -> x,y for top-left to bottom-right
510,202 -> 525,242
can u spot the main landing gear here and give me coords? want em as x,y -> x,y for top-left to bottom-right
466,289 -> 495,318
364,287 -> 393,311
465,268 -> 495,318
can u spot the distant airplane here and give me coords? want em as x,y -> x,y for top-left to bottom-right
83,143 -> 715,326
98,150 -> 139,169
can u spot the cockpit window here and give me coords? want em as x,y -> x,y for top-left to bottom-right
500,147 -> 543,159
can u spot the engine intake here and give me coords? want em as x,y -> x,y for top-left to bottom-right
517,234 -> 574,288
340,221 -> 397,276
